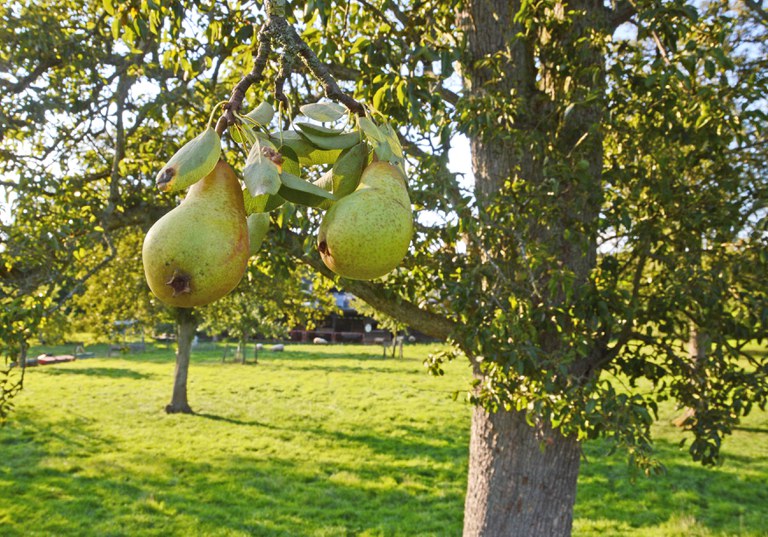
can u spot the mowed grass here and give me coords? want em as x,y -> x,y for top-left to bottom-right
0,343 -> 765,536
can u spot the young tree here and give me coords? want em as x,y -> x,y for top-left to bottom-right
2,0 -> 767,534
202,257 -> 338,363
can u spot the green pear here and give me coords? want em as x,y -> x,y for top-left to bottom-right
317,161 -> 412,280
143,160 -> 249,307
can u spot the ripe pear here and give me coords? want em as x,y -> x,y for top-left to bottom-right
143,160 -> 249,307
317,161 -> 412,280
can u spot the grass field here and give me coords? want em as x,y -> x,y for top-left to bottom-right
1,342 -> 766,536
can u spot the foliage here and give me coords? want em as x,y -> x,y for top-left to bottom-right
200,248 -> 339,346
68,229 -> 172,341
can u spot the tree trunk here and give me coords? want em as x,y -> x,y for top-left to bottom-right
458,0 -> 606,531
463,406 -> 581,536
165,307 -> 196,414
237,334 -> 247,364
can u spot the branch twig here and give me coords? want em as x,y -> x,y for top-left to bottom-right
215,1 -> 366,135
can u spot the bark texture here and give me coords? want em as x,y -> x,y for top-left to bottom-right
165,307 -> 196,414
463,407 -> 581,536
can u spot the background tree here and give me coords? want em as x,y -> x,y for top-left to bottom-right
2,0 -> 767,535
202,253 -> 338,363
69,228 -> 171,342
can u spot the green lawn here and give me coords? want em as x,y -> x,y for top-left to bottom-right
1,343 -> 766,536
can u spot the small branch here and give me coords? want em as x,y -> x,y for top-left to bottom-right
215,3 -> 366,135
269,16 -> 366,116
215,27 -> 272,135
281,229 -> 458,341
743,0 -> 768,25
651,31 -> 671,65
274,53 -> 295,108
103,71 -> 131,222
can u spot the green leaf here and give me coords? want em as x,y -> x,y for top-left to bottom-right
359,116 -> 384,143
295,122 -> 346,137
395,81 -> 407,106
272,131 -> 343,166
111,16 -> 121,40
245,102 -> 275,126
230,124 -> 257,146
331,142 -> 367,198
280,145 -> 302,177
313,168 -> 334,193
295,123 -> 361,150
312,169 -> 335,210
247,212 -> 271,255
243,159 -> 281,197
382,123 -> 404,159
279,172 -> 336,207
243,191 -> 285,214
300,102 -> 347,122
372,85 -> 388,111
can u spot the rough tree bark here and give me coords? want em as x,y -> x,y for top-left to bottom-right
165,307 -> 196,414
463,407 -> 582,536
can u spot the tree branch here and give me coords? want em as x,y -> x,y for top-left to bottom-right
0,57 -> 62,93
215,1 -> 366,135
743,0 -> 768,25
281,230 -> 458,341
605,0 -> 636,31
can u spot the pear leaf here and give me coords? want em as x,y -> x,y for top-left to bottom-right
312,169 -> 335,210
279,171 -> 336,207
280,144 -> 302,177
295,123 -> 361,150
300,102 -> 347,123
272,130 -> 344,166
245,101 -> 275,126
295,122 -> 346,137
243,158 -> 281,197
373,141 -> 395,163
243,190 -> 285,214
381,122 -> 404,158
230,125 -> 244,144
231,123 -> 258,146
247,212 -> 271,255
332,142 -> 367,198
359,116 -> 385,143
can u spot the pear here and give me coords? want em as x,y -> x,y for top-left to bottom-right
317,161 -> 412,280
143,160 -> 249,307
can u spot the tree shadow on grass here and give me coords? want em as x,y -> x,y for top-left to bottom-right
37,367 -> 152,380
0,412 -> 466,537
194,412 -> 277,429
575,436 -> 768,536
265,361 -> 424,376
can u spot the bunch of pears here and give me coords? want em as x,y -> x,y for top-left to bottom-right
142,102 -> 412,309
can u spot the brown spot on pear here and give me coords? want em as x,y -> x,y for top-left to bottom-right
143,159 -> 249,307
317,162 -> 412,280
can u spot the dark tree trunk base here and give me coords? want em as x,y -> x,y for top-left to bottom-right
164,403 -> 194,414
